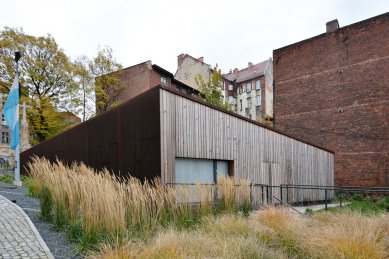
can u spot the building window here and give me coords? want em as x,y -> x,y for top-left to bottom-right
1,114 -> 4,122
239,86 -> 243,94
175,157 -> 231,203
256,80 -> 261,91
247,97 -> 252,109
2,132 -> 8,144
256,106 -> 261,121
256,95 -> 261,106
240,100 -> 242,111
247,83 -> 252,92
161,76 -> 168,85
234,104 -> 237,112
228,84 -> 233,91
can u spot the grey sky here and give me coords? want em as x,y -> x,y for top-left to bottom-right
2,0 -> 388,73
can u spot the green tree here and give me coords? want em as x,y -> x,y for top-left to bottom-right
91,47 -> 124,114
0,27 -> 78,143
73,55 -> 95,121
195,65 -> 231,110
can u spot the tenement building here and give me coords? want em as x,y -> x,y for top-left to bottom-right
223,59 -> 273,122
175,53 -> 273,123
273,12 -> 389,187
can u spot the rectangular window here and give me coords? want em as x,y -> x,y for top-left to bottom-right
256,106 -> 261,121
247,83 -> 252,92
161,76 -> 168,85
256,95 -> 261,106
228,84 -> 233,91
238,86 -> 242,94
240,100 -> 242,111
2,132 -> 8,144
256,80 -> 261,90
243,84 -> 246,92
247,97 -> 252,109
175,158 -> 231,203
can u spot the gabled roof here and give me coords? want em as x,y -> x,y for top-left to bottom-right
223,60 -> 268,83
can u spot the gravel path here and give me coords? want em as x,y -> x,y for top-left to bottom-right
0,184 -> 82,258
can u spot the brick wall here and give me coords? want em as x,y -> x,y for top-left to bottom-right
117,61 -> 153,103
273,12 -> 389,187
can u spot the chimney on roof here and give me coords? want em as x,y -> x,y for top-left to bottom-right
326,19 -> 339,33
248,62 -> 253,67
198,57 -> 204,62
233,68 -> 238,74
229,69 -> 232,74
177,54 -> 186,67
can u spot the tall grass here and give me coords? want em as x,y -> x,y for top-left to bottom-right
27,157 -> 251,250
90,208 -> 389,258
28,157 -> 389,258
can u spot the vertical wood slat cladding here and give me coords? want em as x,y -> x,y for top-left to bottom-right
160,89 -> 334,202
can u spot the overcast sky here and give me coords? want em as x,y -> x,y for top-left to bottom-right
2,0 -> 388,73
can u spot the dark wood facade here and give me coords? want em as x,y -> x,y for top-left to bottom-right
21,88 -> 161,180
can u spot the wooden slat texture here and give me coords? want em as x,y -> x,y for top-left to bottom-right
160,89 -> 334,203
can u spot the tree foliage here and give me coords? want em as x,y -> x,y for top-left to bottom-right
195,65 -> 231,110
0,27 -> 77,143
91,47 -> 124,114
73,55 -> 95,121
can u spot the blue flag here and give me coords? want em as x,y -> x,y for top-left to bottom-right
2,74 -> 20,150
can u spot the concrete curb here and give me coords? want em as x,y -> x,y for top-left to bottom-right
0,194 -> 54,259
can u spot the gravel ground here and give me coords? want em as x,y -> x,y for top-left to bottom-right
0,184 -> 82,258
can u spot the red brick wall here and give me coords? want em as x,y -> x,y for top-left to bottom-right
273,12 -> 389,187
118,61 -> 154,103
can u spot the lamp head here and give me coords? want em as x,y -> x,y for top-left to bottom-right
15,51 -> 22,62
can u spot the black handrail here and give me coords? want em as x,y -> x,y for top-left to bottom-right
165,182 -> 389,210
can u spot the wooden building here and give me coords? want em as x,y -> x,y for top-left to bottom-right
21,85 -> 334,203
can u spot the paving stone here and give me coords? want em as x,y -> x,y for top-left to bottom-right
0,195 -> 53,259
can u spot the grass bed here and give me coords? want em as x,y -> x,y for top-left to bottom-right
26,157 -> 389,258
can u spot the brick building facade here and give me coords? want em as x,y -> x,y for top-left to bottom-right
97,60 -> 199,114
273,12 -> 389,187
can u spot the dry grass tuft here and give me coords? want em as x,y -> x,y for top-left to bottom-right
306,212 -> 389,259
257,206 -> 300,231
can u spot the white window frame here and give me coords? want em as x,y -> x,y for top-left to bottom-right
247,97 -> 252,109
256,95 -> 261,106
247,83 -> 252,92
256,80 -> 261,91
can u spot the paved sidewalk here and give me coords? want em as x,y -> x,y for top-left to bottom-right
291,202 -> 351,214
0,195 -> 53,259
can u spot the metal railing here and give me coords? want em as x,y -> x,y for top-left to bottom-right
166,182 -> 389,210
